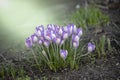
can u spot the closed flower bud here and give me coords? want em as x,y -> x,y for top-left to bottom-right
38,39 -> 42,45
76,28 -> 82,36
72,34 -> 80,42
43,40 -> 50,47
62,32 -> 69,39
87,42 -> 95,52
60,49 -> 68,60
73,41 -> 79,48
31,33 -> 38,43
25,37 -> 32,48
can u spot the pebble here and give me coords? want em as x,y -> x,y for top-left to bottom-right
75,4 -> 80,9
116,62 -> 119,66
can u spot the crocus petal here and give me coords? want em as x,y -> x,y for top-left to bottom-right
31,33 -> 38,43
25,37 -> 32,48
43,40 -> 50,47
62,32 -> 69,39
38,39 -> 42,45
87,42 -> 95,52
76,28 -> 82,36
72,34 -> 80,42
60,49 -> 68,60
58,28 -> 63,35
73,41 -> 79,48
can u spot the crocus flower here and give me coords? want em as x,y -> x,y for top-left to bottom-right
38,39 -> 43,45
43,40 -> 50,47
44,30 -> 52,41
53,36 -> 61,45
76,28 -> 82,36
87,42 -> 95,52
66,25 -> 73,35
70,24 -> 77,33
36,25 -> 44,31
58,27 -> 63,35
25,37 -> 32,48
62,32 -> 69,40
60,39 -> 65,45
72,41 -> 79,48
60,49 -> 68,60
36,25 -> 44,37
31,33 -> 38,43
72,34 -> 80,42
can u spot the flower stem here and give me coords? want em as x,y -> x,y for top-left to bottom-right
31,49 -> 41,71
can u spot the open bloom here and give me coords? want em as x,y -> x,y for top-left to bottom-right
60,49 -> 68,60
87,42 -> 95,52
25,37 -> 32,48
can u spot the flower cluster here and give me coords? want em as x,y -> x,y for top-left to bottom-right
25,24 -> 95,60
26,24 -> 82,47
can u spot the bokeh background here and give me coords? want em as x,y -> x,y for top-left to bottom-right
0,0 -> 79,51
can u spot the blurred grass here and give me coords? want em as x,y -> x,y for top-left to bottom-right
71,5 -> 109,29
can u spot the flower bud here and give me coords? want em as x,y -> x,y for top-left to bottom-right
25,37 -> 32,48
60,49 -> 68,60
87,42 -> 95,52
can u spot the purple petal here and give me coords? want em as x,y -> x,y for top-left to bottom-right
76,28 -> 82,36
31,33 -> 38,43
72,41 -> 79,48
60,49 -> 68,59
87,42 -> 95,52
25,37 -> 32,48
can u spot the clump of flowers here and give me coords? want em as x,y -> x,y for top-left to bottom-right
25,24 -> 95,71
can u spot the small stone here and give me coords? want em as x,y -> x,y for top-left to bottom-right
76,4 -> 80,9
116,62 -> 119,66
84,77 -> 87,80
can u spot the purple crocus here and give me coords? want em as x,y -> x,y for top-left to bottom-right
76,28 -> 82,37
36,25 -> 44,37
31,33 -> 38,43
60,39 -> 65,45
72,34 -> 80,42
58,27 -> 63,35
87,42 -> 95,52
62,32 -> 69,40
60,49 -> 68,60
53,36 -> 61,45
44,30 -> 52,41
72,41 -> 79,48
38,39 -> 43,45
43,40 -> 50,47
36,25 -> 44,31
70,24 -> 77,33
25,37 -> 32,48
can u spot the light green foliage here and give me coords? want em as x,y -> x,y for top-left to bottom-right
71,6 -> 109,29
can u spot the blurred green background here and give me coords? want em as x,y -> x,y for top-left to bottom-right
0,0 -> 76,51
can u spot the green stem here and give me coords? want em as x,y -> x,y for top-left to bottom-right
31,49 -> 41,71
